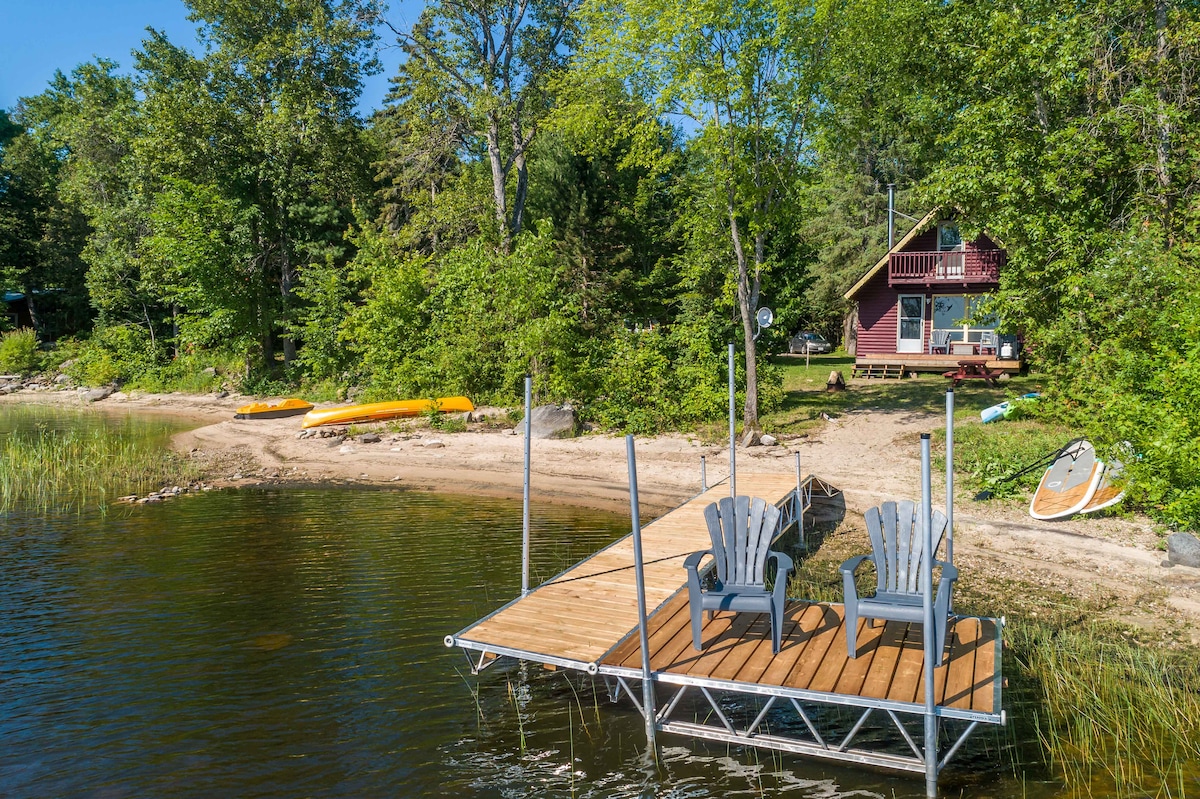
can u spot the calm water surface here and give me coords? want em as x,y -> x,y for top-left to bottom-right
0,408 -> 1056,798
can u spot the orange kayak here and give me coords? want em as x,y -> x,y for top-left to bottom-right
300,396 -> 475,429
235,398 -> 315,420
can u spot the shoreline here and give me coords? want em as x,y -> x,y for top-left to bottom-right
5,388 -> 1200,638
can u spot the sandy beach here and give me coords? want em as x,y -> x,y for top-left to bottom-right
6,387 -> 1200,637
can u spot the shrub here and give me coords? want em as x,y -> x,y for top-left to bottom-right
62,324 -> 164,386
0,328 -> 40,374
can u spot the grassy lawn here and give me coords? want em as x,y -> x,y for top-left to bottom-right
762,352 -> 1048,436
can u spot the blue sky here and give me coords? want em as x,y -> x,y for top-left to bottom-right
0,0 -> 417,116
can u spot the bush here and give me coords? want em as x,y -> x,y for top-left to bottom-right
0,328 -> 40,374
62,324 -> 164,386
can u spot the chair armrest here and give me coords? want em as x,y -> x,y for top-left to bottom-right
933,560 -> 958,614
767,550 -> 794,576
683,550 -> 712,576
838,554 -> 872,576
768,550 -> 793,602
934,560 -> 959,584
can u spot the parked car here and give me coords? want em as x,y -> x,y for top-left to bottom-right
788,331 -> 833,355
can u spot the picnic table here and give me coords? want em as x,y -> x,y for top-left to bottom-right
942,360 -> 1001,387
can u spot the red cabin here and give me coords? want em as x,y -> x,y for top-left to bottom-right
843,209 -> 1020,378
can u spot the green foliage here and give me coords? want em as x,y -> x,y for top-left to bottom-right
63,324 -> 163,386
0,328 -> 40,374
939,418 -> 1074,500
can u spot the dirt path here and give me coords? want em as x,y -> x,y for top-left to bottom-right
7,389 -> 1199,637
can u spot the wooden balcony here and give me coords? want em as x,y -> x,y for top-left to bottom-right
889,250 -> 1005,286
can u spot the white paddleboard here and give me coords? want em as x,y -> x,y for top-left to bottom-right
1079,458 -> 1126,514
1029,439 -> 1104,520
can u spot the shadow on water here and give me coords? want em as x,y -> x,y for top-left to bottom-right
0,407 -> 1074,798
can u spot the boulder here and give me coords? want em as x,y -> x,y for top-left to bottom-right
84,386 -> 114,403
826,370 -> 846,392
424,439 -> 446,449
522,404 -> 578,439
761,434 -> 778,446
202,366 -> 218,376
358,433 -> 382,444
1166,532 -> 1200,568
54,374 -> 72,385
741,428 -> 762,447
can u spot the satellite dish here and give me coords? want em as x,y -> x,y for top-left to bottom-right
756,307 -> 774,328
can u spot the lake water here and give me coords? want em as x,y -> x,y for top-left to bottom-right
0,406 -> 1057,798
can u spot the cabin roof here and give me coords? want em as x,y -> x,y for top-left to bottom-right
844,208 -> 941,301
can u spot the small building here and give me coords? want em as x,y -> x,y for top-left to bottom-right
843,209 -> 1020,377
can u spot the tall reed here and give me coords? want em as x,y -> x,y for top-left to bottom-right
0,410 -> 195,513
1009,621 -> 1200,797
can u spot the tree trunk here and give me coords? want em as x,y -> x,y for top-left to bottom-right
280,244 -> 297,365
486,115 -> 511,252
1155,0 -> 1172,217
511,148 -> 528,238
727,202 -> 759,442
23,293 -> 40,335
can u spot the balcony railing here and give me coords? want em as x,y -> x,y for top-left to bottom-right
888,250 -> 1005,285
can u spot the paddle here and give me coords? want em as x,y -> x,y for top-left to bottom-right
972,438 -> 1086,501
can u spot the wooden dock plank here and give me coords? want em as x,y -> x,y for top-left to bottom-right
971,619 -> 998,713
942,617 -> 980,710
780,604 -> 844,690
738,603 -> 819,685
859,621 -> 910,700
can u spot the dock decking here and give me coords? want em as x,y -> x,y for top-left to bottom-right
449,474 -> 815,672
446,472 -> 1004,779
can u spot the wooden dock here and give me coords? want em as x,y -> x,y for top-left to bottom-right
446,472 -> 1004,777
449,474 -> 816,672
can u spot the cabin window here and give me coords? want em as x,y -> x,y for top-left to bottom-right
932,294 -> 997,343
937,223 -> 963,251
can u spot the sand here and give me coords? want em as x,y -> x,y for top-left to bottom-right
6,387 -> 1199,637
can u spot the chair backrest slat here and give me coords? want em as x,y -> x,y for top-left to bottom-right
705,496 -> 781,590
865,502 -> 949,597
734,496 -> 750,584
882,500 -> 900,592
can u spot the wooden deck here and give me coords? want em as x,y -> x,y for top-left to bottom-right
601,591 -> 999,718
854,353 -> 1021,376
451,475 -> 808,671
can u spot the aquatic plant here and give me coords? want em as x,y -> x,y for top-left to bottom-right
0,408 -> 196,513
1010,621 -> 1200,797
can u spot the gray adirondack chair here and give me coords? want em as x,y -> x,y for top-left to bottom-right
839,500 -> 957,660
684,496 -> 794,654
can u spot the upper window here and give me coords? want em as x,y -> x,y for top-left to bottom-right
937,223 -> 963,251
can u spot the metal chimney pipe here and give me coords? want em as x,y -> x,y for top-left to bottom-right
888,183 -> 896,251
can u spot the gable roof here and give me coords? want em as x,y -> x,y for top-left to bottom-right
843,208 -> 941,301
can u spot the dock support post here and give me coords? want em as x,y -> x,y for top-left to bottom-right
625,435 -> 657,751
700,455 -> 707,492
921,433 -> 938,798
728,343 -> 736,498
794,451 -> 804,546
945,388 -> 954,567
522,375 -> 532,596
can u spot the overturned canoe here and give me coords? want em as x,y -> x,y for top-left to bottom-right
235,398 -> 315,420
300,396 -> 475,429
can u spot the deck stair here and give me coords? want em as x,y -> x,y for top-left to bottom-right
852,362 -> 905,379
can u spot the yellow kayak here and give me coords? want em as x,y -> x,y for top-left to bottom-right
234,398 -> 315,420
300,396 -> 475,429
